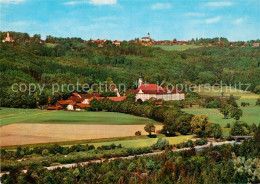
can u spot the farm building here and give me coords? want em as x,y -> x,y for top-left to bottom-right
113,40 -> 121,46
47,93 -> 126,111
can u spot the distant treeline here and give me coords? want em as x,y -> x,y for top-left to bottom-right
0,31 -> 260,108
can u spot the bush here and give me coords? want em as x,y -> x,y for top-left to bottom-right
195,139 -> 208,146
42,149 -> 49,156
126,147 -> 152,155
230,121 -> 251,136
225,123 -> 231,128
135,131 -> 142,136
241,102 -> 249,107
256,98 -> 260,106
152,138 -> 169,150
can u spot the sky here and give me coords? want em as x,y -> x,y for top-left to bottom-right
0,0 -> 259,41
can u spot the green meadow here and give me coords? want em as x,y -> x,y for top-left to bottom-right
91,134 -> 193,148
194,85 -> 259,106
183,106 -> 260,128
0,108 -> 157,126
152,45 -> 201,51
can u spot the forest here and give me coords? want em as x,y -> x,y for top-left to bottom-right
0,31 -> 260,108
1,134 -> 259,184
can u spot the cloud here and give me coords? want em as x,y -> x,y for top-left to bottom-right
89,0 -> 116,5
205,1 -> 234,7
205,16 -> 221,23
232,17 -> 247,25
63,1 -> 87,5
0,0 -> 25,4
64,0 -> 117,5
151,3 -> 171,10
184,12 -> 206,17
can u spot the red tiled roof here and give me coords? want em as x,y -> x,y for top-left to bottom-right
72,92 -> 79,96
88,97 -> 105,103
68,93 -> 100,102
126,84 -> 184,95
57,100 -> 76,105
88,96 -> 126,103
155,101 -> 163,105
47,106 -> 61,110
80,93 -> 100,99
68,96 -> 84,103
170,41 -> 188,44
137,84 -> 165,91
107,96 -> 127,102
92,39 -> 106,43
76,103 -> 90,108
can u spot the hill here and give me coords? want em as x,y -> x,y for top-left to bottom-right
0,31 -> 260,108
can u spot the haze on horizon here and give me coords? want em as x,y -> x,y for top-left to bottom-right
0,0 -> 259,41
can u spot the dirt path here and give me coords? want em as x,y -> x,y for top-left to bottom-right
0,123 -> 163,146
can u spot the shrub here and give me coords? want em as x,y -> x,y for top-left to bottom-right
230,121 -> 251,136
256,98 -> 260,106
241,102 -> 249,107
225,123 -> 231,128
126,147 -> 152,155
135,131 -> 142,136
42,149 -> 49,157
195,139 -> 208,146
152,138 -> 169,150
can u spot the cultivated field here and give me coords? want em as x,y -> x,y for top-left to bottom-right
152,45 -> 201,51
0,123 -> 163,146
0,108 -> 157,126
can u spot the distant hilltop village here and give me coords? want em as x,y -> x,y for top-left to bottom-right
1,31 -> 260,47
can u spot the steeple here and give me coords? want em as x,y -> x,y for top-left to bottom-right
138,73 -> 143,87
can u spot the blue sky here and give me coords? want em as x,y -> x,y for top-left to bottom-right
0,0 -> 259,41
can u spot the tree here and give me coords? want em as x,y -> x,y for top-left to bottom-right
230,107 -> 243,120
227,94 -> 236,105
220,104 -> 231,119
230,121 -> 251,136
89,98 -> 102,111
256,98 -> 260,106
144,123 -> 155,136
126,92 -> 136,102
253,85 -> 260,94
254,125 -> 260,142
152,138 -> 169,150
190,115 -> 212,137
210,124 -> 222,139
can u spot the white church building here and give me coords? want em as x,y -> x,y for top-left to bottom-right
128,75 -> 185,102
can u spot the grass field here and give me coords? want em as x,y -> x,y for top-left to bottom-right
183,106 -> 260,127
0,108 -> 157,126
194,85 -> 259,106
2,134 -> 193,150
92,134 -> 193,148
152,45 -> 201,51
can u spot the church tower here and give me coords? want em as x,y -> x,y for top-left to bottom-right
138,73 -> 143,87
